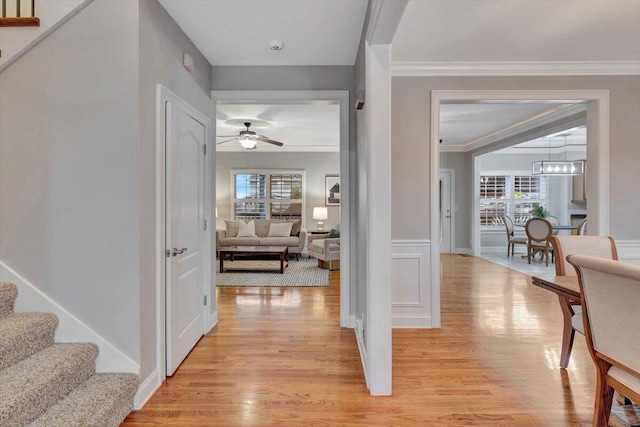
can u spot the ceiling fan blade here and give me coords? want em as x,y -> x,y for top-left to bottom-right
216,134 -> 239,138
216,137 -> 238,145
256,135 -> 284,147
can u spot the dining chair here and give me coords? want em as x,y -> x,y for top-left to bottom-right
549,236 -> 618,369
547,215 -> 560,236
525,217 -> 553,266
501,215 -> 527,257
577,218 -> 588,235
567,255 -> 640,427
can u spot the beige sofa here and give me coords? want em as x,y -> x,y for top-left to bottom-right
217,219 -> 306,260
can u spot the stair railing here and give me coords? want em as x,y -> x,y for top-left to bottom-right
0,0 -> 40,27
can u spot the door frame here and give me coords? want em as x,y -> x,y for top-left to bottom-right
439,168 -> 455,253
430,89 -> 610,327
211,90 -> 352,328
155,84 -> 214,380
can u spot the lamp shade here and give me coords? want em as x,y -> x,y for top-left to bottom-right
312,207 -> 328,220
239,137 -> 257,149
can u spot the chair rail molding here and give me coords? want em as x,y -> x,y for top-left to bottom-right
391,239 -> 432,328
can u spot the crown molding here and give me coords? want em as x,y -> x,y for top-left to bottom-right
392,61 -> 640,77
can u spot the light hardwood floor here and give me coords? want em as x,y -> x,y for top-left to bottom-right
123,254 -> 596,426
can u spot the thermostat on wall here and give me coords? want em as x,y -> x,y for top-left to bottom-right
183,53 -> 194,72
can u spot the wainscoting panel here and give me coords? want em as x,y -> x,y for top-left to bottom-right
617,240 -> 640,265
391,240 -> 431,328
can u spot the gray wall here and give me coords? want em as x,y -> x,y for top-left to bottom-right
215,152 -> 340,231
0,0 -> 141,359
440,152 -> 472,251
392,75 -> 640,241
138,0 -> 214,380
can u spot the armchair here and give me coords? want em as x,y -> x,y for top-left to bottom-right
308,236 -> 340,270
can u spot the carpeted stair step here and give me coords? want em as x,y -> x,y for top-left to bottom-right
0,282 -> 18,318
0,342 -> 99,426
0,312 -> 58,371
28,373 -> 139,427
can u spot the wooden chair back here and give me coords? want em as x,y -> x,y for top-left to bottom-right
550,236 -> 618,276
567,255 -> 640,426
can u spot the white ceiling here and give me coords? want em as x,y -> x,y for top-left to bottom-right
216,103 -> 340,152
440,104 -> 564,146
393,0 -> 640,62
158,0 -> 368,66
158,0 -> 631,154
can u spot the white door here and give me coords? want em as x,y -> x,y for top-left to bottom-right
440,170 -> 453,253
166,101 -> 206,376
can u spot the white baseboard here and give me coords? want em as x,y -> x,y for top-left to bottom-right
453,248 -> 472,255
392,314 -> 433,328
617,240 -> 640,265
207,309 -> 219,333
0,260 -> 139,374
134,369 -> 162,410
354,326 -> 368,388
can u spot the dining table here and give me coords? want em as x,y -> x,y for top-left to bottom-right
531,274 -> 581,368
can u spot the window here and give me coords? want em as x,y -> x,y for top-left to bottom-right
480,173 -> 547,226
232,171 -> 304,221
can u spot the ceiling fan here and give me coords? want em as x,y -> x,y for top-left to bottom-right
216,122 -> 284,150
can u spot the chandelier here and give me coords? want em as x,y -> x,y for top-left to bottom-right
532,133 -> 584,176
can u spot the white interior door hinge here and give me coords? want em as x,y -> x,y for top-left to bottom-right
204,295 -> 207,305
203,144 -> 207,156
204,219 -> 207,231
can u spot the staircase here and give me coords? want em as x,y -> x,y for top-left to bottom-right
0,282 -> 138,426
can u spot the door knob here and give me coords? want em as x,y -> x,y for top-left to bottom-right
171,247 -> 188,256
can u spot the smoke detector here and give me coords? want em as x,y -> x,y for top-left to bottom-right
270,41 -> 284,52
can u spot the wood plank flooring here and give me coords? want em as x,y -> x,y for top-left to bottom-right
122,254 -> 596,426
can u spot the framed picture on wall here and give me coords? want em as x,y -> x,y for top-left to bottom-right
325,175 -> 340,206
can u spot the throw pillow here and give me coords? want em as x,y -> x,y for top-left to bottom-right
289,219 -> 302,236
225,220 -> 240,237
268,222 -> 293,237
237,220 -> 256,237
328,228 -> 340,238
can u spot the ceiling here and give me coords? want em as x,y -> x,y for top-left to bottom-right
158,0 -> 368,66
159,0 -> 630,154
216,102 -> 340,152
393,0 -> 640,62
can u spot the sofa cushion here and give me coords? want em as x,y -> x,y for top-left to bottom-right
225,220 -> 240,237
309,242 -> 325,254
328,243 -> 340,253
267,222 -> 293,237
258,237 -> 300,247
290,219 -> 302,236
219,237 -> 260,247
238,220 -> 257,237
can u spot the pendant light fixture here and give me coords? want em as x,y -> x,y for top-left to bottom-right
532,133 -> 584,176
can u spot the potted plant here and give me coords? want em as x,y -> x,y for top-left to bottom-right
531,205 -> 550,218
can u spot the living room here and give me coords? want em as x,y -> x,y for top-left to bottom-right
214,98 -> 344,283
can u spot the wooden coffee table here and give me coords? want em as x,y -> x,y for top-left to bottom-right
219,246 -> 289,274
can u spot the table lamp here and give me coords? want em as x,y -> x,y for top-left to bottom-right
312,207 -> 328,231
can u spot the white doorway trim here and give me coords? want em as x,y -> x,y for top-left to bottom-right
431,89 -> 610,327
439,168 -> 455,254
155,85 -> 214,382
211,90 -> 351,328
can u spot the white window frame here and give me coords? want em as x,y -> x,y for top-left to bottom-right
230,169 -> 306,228
480,170 -> 548,229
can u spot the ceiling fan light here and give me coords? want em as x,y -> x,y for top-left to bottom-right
239,137 -> 257,149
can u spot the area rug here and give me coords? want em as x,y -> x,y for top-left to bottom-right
216,257 -> 329,287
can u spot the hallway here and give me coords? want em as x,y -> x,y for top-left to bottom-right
123,255 -> 596,426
